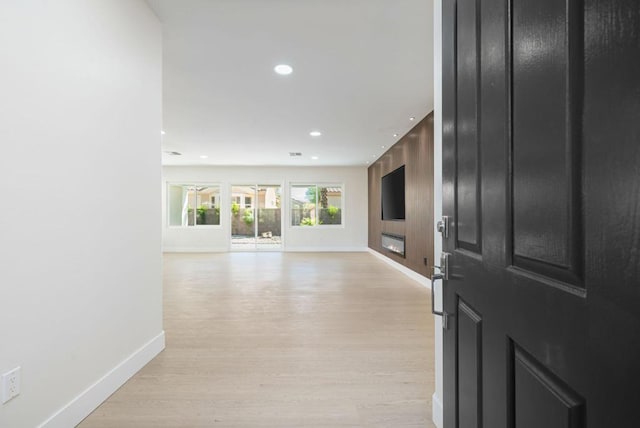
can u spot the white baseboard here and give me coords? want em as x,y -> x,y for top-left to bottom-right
285,246 -> 369,252
163,247 -> 369,253
163,247 -> 228,253
367,248 -> 431,288
432,392 -> 443,428
38,331 -> 166,428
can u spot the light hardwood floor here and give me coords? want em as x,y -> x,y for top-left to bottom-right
80,252 -> 436,428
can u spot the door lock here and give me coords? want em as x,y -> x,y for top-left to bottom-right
437,216 -> 449,239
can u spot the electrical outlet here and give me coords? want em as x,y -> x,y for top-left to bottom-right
2,367 -> 21,404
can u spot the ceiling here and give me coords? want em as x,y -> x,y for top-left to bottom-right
148,0 -> 434,167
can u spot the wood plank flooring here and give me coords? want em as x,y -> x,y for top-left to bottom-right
79,252 -> 436,428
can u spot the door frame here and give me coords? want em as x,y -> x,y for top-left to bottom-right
432,0 -> 445,426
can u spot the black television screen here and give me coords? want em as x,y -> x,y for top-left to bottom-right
381,165 -> 405,220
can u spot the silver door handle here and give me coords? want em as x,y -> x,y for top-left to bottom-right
431,273 -> 444,316
433,252 -> 450,280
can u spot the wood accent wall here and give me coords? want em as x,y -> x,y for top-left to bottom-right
368,112 -> 434,278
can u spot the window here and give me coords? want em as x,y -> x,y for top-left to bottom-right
291,184 -> 342,226
245,196 -> 252,208
168,184 -> 221,226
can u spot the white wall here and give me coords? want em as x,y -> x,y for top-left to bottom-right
0,2 -> 163,427
433,0 -> 444,426
162,166 -> 368,252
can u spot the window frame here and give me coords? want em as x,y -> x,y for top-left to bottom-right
289,183 -> 345,228
166,182 -> 223,228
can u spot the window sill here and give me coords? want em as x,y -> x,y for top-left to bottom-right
166,225 -> 223,229
289,224 -> 345,229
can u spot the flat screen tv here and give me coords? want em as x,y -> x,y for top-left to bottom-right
381,165 -> 405,221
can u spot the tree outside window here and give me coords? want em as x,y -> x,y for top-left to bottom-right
291,184 -> 342,226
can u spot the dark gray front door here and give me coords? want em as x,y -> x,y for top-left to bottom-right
441,0 -> 640,426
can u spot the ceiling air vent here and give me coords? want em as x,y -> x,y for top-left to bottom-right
289,152 -> 302,157
164,151 -> 182,156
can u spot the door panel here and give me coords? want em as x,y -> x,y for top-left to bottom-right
456,0 -> 482,254
256,185 -> 282,249
457,299 -> 482,428
512,0 -> 583,285
441,0 -> 640,427
511,343 -> 585,428
231,185 -> 257,249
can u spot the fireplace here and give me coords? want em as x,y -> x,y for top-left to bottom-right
381,233 -> 405,258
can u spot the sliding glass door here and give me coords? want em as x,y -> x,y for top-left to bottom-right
230,184 -> 281,250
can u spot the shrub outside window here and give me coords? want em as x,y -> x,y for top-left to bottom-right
291,184 -> 342,226
168,184 -> 221,226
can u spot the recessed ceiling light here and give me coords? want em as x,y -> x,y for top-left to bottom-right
381,145 -> 386,149
409,117 -> 415,121
393,133 -> 398,137
309,131 -> 322,137
274,64 -> 293,75
311,156 -> 319,160
199,155 -> 208,159
366,161 -> 370,164
161,130 -> 166,135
